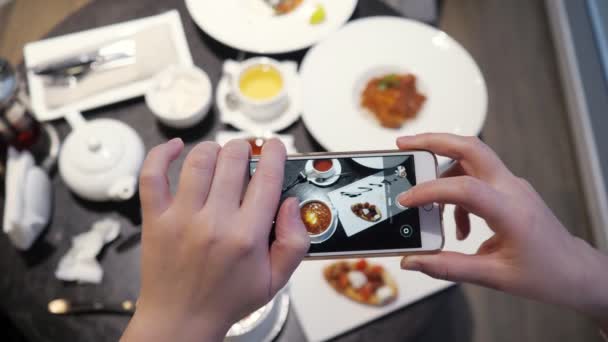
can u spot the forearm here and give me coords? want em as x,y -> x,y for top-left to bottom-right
121,309 -> 229,342
573,239 -> 608,328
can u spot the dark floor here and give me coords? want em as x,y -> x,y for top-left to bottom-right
0,0 -> 603,341
440,0 -> 601,341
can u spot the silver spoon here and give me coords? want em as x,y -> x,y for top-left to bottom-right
48,298 -> 135,315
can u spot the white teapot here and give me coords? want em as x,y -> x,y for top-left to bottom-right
59,112 -> 144,202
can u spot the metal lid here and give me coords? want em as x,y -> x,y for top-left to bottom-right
0,58 -> 18,110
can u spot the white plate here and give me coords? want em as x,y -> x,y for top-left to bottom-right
24,10 -> 194,122
216,67 -> 302,135
300,17 -> 488,167
185,0 -> 358,54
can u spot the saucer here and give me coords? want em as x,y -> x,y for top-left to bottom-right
216,64 -> 302,136
305,159 -> 341,187
310,212 -> 338,244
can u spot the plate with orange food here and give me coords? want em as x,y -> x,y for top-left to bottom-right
185,0 -> 357,54
323,259 -> 398,306
300,16 -> 488,167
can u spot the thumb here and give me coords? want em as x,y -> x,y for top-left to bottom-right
401,252 -> 495,286
269,198 -> 310,294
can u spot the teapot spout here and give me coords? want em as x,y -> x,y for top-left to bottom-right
108,176 -> 137,201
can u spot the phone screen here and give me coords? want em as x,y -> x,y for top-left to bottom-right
250,154 -> 422,254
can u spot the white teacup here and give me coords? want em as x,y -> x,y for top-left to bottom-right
310,159 -> 337,179
223,57 -> 294,121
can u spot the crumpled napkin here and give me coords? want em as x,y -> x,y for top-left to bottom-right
55,218 -> 121,284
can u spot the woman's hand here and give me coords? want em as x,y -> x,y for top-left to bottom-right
397,133 -> 608,328
121,138 -> 309,342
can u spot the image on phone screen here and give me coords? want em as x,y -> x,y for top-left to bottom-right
249,154 -> 421,254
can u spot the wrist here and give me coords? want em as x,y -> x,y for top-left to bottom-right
571,238 -> 608,323
121,307 -> 231,342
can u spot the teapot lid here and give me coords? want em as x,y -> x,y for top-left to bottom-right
61,119 -> 142,175
62,120 -> 125,173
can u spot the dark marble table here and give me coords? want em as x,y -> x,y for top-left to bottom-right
0,0 -> 474,341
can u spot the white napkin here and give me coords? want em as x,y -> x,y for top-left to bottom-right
55,218 -> 121,284
3,147 -> 52,250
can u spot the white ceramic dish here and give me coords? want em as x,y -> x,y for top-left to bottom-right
300,198 -> 338,244
223,57 -> 291,122
216,62 -> 302,135
185,0 -> 358,54
300,17 -> 488,167
145,65 -> 212,129
59,116 -> 145,202
224,288 -> 290,342
24,10 -> 193,122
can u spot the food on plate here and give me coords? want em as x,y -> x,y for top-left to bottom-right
323,259 -> 398,306
310,4 -> 327,25
239,64 -> 284,101
301,200 -> 333,235
361,73 -> 426,128
313,159 -> 333,172
351,202 -> 382,222
247,137 -> 266,155
268,0 -> 304,15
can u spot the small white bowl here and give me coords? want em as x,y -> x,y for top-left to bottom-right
300,198 -> 338,244
145,65 -> 212,129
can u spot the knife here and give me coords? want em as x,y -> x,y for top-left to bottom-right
31,39 -> 136,79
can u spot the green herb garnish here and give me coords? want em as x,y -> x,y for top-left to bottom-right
377,74 -> 400,90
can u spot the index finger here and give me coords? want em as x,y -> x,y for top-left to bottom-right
396,133 -> 508,180
242,139 -> 287,232
139,138 -> 184,216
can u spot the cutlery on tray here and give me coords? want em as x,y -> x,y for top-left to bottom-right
48,298 -> 135,315
30,39 -> 136,81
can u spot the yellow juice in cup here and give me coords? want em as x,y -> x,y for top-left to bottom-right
239,65 -> 284,101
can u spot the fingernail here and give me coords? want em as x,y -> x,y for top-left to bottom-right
401,256 -> 422,271
167,137 -> 183,147
286,198 -> 303,224
397,191 -> 411,206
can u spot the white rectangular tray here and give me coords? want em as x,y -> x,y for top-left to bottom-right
24,10 -> 193,122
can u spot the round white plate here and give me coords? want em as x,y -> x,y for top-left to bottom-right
304,159 -> 342,186
185,0 -> 358,54
216,68 -> 302,135
300,17 -> 488,167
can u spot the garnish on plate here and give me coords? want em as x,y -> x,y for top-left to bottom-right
268,0 -> 304,15
310,4 -> 327,25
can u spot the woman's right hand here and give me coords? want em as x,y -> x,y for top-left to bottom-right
396,133 -> 608,328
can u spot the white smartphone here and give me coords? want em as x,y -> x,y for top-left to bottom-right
249,150 -> 444,259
